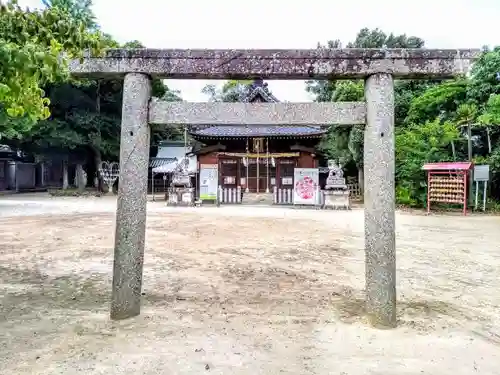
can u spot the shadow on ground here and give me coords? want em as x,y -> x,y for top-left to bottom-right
1,265 -> 498,345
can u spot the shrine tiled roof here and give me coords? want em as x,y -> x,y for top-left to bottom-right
190,125 -> 326,138
189,79 -> 327,138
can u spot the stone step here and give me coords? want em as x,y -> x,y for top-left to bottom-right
241,192 -> 274,205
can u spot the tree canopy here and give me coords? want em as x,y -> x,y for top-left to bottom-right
1,0 -> 184,188
0,0 -> 103,137
2,7 -> 500,208
307,31 -> 500,206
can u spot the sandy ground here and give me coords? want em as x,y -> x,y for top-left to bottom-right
0,194 -> 499,375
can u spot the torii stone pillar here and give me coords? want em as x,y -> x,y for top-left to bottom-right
110,73 -> 151,320
364,73 -> 396,327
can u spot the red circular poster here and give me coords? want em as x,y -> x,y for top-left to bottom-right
295,175 -> 318,200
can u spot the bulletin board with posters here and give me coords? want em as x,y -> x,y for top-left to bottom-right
293,168 -> 320,205
199,164 -> 218,200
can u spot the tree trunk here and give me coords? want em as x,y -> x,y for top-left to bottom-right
76,163 -> 85,192
93,81 -> 105,192
85,154 -> 96,188
93,148 -> 105,192
62,161 -> 69,190
451,141 -> 456,160
357,166 -> 364,195
486,127 -> 492,154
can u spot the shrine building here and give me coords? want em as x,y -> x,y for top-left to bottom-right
189,79 -> 326,194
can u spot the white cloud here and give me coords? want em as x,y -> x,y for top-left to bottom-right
18,0 -> 499,102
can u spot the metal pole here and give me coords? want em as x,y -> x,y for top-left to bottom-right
463,171 -> 468,216
483,181 -> 487,211
475,180 -> 478,210
163,173 -> 166,200
256,140 -> 260,193
245,138 -> 249,193
266,138 -> 269,193
467,124 -> 474,207
427,172 -> 431,214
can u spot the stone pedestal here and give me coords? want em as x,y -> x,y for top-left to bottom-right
323,187 -> 350,210
167,187 -> 194,206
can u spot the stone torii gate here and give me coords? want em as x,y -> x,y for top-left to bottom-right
70,48 -> 478,328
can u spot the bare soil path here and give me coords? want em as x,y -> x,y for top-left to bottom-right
0,195 -> 499,374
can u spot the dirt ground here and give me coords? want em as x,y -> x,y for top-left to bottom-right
0,195 -> 499,375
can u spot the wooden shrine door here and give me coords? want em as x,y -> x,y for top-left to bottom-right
247,158 -> 276,192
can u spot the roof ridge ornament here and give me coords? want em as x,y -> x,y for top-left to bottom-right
243,78 -> 279,103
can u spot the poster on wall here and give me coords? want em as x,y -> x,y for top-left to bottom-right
199,164 -> 218,200
293,168 -> 319,205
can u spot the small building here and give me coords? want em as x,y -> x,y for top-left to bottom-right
0,145 -> 16,191
0,145 -> 43,192
188,79 -> 326,194
38,151 -> 87,189
1,145 -> 88,192
149,140 -> 197,192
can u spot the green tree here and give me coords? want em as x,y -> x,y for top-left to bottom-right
404,80 -> 469,159
477,94 -> 500,153
306,28 -> 425,105
318,81 -> 365,186
395,119 -> 460,206
27,59 -> 183,185
41,0 -> 97,30
201,80 -> 253,102
456,103 -> 478,161
0,0 -> 102,137
405,80 -> 468,125
309,28 -> 428,191
467,47 -> 500,105
19,1 -> 183,188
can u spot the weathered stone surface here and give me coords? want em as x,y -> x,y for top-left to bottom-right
364,73 -> 397,328
149,101 -> 366,125
111,73 -> 151,320
70,48 -> 480,79
86,47 -> 477,326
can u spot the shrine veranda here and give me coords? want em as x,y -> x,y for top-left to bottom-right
69,48 -> 480,327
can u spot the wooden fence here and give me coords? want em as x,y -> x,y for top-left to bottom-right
274,185 -> 361,205
273,187 -> 327,205
273,187 -> 294,205
214,183 -> 362,206
348,183 -> 362,200
218,186 -> 242,204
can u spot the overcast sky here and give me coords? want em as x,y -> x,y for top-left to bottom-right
19,0 -> 499,102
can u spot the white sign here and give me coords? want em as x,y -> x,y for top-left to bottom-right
474,165 -> 490,181
199,164 -> 218,200
293,168 -> 320,205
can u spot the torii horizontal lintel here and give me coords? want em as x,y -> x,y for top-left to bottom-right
148,101 -> 366,126
69,48 -> 481,79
